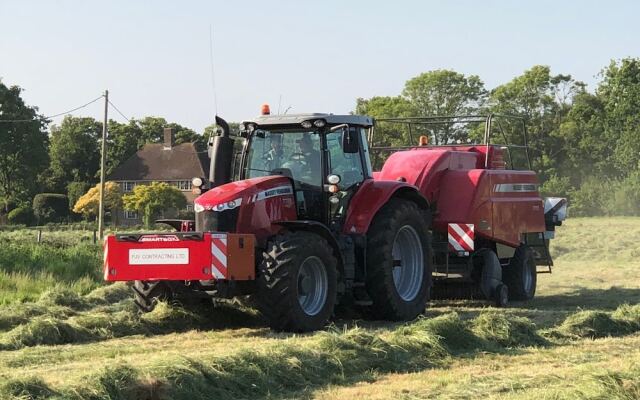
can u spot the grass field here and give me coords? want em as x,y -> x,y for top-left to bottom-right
0,218 -> 639,399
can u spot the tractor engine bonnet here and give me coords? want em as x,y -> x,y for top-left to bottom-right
193,175 -> 297,235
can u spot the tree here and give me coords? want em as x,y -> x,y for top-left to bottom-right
33,194 -> 68,223
122,182 -> 186,227
0,82 -> 49,207
597,58 -> 640,174
355,96 -> 414,168
554,91 -> 612,183
138,117 -> 206,151
67,181 -> 91,213
402,70 -> 487,144
105,119 -> 143,176
73,181 -> 122,222
489,65 -> 584,179
46,116 -> 102,192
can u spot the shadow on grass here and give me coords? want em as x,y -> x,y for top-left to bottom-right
524,286 -> 640,311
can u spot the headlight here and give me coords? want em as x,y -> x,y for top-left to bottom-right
301,120 -> 313,129
313,119 -> 326,128
205,197 -> 243,212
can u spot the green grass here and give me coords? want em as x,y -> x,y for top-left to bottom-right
0,232 -> 102,303
0,218 -> 639,399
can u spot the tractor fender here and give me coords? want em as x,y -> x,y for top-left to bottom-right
343,179 -> 430,235
273,220 -> 345,272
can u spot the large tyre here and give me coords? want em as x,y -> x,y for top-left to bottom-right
365,199 -> 432,320
132,281 -> 173,312
257,231 -> 338,332
503,245 -> 537,300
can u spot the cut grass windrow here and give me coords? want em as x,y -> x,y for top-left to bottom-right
0,302 -> 639,399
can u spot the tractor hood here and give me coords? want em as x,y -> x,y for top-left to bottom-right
193,175 -> 293,213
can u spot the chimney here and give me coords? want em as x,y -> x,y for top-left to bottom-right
163,127 -> 175,150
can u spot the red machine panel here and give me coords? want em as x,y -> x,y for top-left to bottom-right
375,145 -> 546,248
103,233 -> 255,282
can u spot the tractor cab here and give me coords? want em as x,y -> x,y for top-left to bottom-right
236,113 -> 374,231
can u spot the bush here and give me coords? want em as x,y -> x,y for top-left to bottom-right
569,177 -> 613,216
32,193 -> 69,223
604,172 -> 640,216
7,205 -> 33,226
540,174 -> 573,198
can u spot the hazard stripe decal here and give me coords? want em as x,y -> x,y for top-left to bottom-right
448,223 -> 474,252
211,234 -> 228,279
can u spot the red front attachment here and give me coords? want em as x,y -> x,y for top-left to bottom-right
103,232 -> 255,282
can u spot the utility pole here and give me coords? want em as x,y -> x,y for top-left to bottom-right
98,90 -> 108,239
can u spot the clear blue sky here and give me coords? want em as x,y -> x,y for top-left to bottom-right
1,0 -> 639,132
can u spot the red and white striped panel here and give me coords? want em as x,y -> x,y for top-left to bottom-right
210,234 -> 228,279
448,223 -> 475,252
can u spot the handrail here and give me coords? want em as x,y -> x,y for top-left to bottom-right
372,114 -> 531,170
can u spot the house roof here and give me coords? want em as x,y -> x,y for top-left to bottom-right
108,143 -> 209,181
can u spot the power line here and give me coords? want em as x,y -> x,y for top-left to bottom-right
108,99 -> 131,122
0,94 -> 104,123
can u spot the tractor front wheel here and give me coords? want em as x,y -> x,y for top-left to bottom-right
503,245 -> 537,301
132,281 -> 173,312
257,231 -> 338,332
365,199 -> 432,320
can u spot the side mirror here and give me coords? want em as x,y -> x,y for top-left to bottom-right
331,124 -> 359,153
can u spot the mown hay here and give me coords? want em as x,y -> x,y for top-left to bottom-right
471,310 -> 545,347
417,312 -> 487,353
0,376 -> 59,400
555,310 -> 630,339
85,282 -> 132,304
0,316 -> 91,349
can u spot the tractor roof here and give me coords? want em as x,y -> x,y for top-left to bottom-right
245,113 -> 374,128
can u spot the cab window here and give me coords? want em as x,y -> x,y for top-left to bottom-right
326,128 -> 365,188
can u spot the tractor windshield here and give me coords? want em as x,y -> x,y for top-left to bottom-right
245,130 -> 322,187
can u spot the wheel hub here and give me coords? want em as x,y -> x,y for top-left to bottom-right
391,225 -> 424,302
298,275 -> 312,296
296,256 -> 328,316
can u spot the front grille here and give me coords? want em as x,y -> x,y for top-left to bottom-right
195,209 -> 239,232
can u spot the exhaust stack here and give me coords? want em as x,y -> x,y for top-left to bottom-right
208,115 -> 234,188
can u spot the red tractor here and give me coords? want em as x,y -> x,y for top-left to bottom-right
104,112 -> 566,332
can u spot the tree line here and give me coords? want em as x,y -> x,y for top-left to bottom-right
2,57 -> 640,223
0,86 -> 212,225
358,59 -> 640,216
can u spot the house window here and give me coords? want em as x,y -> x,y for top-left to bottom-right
124,210 -> 138,219
186,204 -> 194,212
122,181 -> 136,192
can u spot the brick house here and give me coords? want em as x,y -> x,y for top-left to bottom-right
108,128 -> 209,225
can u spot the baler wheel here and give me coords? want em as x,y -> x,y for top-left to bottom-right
365,199 -> 432,320
503,245 -> 537,301
132,281 -> 173,312
257,231 -> 338,332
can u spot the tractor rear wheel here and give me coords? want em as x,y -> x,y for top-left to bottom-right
257,231 -> 338,332
132,281 -> 173,312
503,245 -> 537,300
365,199 -> 432,320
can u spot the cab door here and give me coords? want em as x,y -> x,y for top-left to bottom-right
325,127 -> 367,230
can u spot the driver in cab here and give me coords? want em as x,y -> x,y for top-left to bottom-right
297,134 -> 321,181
